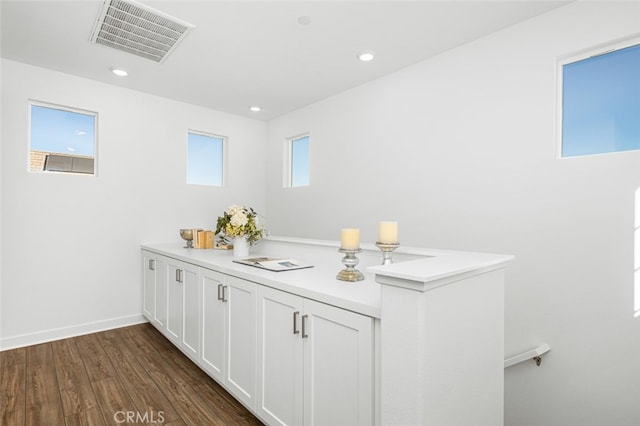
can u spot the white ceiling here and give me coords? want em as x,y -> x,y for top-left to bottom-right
1,0 -> 569,121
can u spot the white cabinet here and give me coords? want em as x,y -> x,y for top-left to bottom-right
256,286 -> 304,426
166,258 -> 199,361
200,268 -> 226,381
200,270 -> 258,410
257,285 -> 374,426
144,239 -> 510,426
225,275 -> 258,409
302,298 -> 374,426
143,247 -> 376,426
142,252 -> 166,330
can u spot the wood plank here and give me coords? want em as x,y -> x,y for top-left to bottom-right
51,338 -> 105,425
121,325 -> 174,373
63,407 -> 107,426
1,348 -> 26,426
73,334 -> 117,383
137,323 -> 262,425
0,324 -> 262,426
90,377 -> 138,425
125,324 -> 261,424
74,332 -> 142,425
97,328 -> 183,424
159,344 -> 262,426
25,343 -> 65,425
136,324 -> 175,354
193,380 -> 263,426
138,342 -> 230,425
125,324 -> 239,426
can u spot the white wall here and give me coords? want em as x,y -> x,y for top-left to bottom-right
0,59 -> 266,349
267,2 -> 640,425
0,4 -> 3,346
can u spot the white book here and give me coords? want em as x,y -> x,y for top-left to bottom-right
233,256 -> 313,272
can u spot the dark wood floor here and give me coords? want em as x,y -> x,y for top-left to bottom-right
0,323 -> 263,425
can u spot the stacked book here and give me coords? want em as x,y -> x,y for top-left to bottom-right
191,228 -> 215,249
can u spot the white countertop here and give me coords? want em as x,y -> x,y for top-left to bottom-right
142,236 -> 513,318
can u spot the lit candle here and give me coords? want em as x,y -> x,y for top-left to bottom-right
378,221 -> 398,243
341,228 -> 360,250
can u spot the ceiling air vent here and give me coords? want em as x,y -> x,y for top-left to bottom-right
90,0 -> 194,63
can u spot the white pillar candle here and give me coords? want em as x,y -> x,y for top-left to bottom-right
341,228 -> 360,250
378,221 -> 398,243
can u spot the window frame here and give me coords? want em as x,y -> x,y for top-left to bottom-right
284,133 -> 310,188
556,35 -> 640,159
635,187 -> 640,318
28,100 -> 98,175
186,129 -> 227,187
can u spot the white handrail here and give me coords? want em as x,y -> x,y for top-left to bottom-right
504,344 -> 551,368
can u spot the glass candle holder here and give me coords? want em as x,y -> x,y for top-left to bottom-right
375,241 -> 400,265
336,248 -> 364,282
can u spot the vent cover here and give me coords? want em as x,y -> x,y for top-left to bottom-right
90,0 -> 194,63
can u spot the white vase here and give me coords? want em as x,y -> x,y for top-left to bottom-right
233,236 -> 249,258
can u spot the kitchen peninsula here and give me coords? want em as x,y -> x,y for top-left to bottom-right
141,236 -> 513,425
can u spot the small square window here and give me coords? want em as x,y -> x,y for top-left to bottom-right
559,40 -> 640,158
287,134 -> 309,187
187,131 -> 225,186
29,102 -> 97,174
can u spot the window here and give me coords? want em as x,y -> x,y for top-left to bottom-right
187,131 -> 224,186
287,134 -> 310,187
559,39 -> 640,158
29,102 -> 97,174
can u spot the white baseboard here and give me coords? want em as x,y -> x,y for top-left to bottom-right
0,314 -> 148,351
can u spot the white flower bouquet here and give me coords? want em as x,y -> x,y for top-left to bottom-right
215,205 -> 265,245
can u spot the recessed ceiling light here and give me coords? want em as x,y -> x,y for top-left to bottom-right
358,51 -> 375,62
297,16 -> 311,26
250,106 -> 261,112
110,67 -> 128,77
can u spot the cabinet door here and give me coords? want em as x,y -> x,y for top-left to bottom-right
181,263 -> 199,360
303,300 -> 374,426
142,251 -> 166,330
225,275 -> 257,410
201,268 -> 226,382
256,286 -> 304,426
166,260 -> 184,346
154,256 -> 167,330
142,252 -> 156,321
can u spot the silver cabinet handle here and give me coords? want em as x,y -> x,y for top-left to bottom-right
149,259 -> 155,270
176,269 -> 182,283
301,314 -> 309,338
217,284 -> 224,301
293,311 -> 300,334
222,285 -> 228,302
